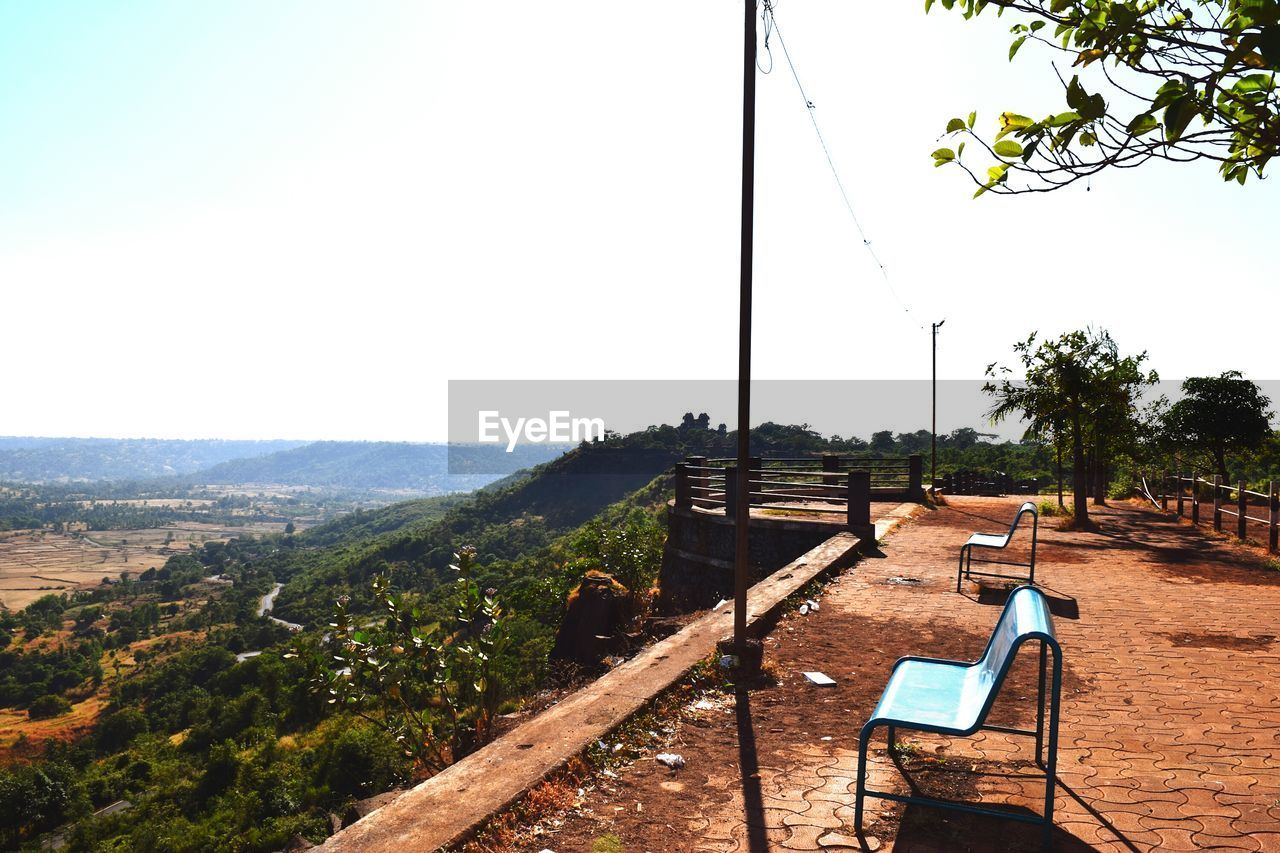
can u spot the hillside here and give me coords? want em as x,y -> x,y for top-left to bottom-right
187,441 -> 568,494
0,438 -> 306,482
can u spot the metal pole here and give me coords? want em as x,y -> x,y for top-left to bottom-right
733,0 -> 757,653
931,320 -> 944,494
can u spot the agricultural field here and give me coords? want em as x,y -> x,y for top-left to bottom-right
0,522 -> 287,611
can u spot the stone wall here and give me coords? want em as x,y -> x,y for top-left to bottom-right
656,504 -> 851,613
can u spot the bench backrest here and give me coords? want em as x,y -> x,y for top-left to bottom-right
1006,501 -> 1038,538
975,585 -> 1058,695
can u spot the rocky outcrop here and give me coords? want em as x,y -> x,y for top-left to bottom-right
549,571 -> 633,665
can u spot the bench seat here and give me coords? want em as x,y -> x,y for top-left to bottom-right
870,658 -> 991,734
964,531 -> 1012,549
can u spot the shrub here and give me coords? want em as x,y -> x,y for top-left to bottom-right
297,546 -> 512,776
319,722 -> 409,800
95,708 -> 149,752
1036,499 -> 1062,518
28,695 -> 72,720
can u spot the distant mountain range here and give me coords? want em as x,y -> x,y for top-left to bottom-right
186,441 -> 569,493
0,438 -> 306,482
0,437 -> 568,493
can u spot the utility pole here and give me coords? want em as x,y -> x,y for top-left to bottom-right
732,0 -> 757,662
931,319 -> 945,495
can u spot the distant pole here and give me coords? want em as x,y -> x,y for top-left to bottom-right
930,320 -> 945,494
733,0 -> 757,654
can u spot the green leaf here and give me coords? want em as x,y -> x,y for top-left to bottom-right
987,163 -> 1010,182
1073,48 -> 1105,67
1164,95 -> 1195,141
1009,36 -> 1027,60
1260,25 -> 1280,68
993,139 -> 1024,157
1047,111 -> 1082,127
932,147 -> 957,163
996,112 -> 1033,139
1233,74 -> 1275,94
968,111 -> 977,129
1126,113 -> 1158,136
946,118 -> 967,133
925,0 -> 935,11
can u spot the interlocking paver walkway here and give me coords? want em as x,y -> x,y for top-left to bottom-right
545,497 -> 1280,852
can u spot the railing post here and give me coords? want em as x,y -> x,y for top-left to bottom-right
1269,480 -> 1278,553
822,453 -> 841,499
908,454 -> 924,502
1160,470 -> 1168,511
748,456 -> 763,505
1212,474 -> 1223,531
675,462 -> 692,509
1237,479 -> 1248,541
725,465 -> 738,519
686,456 -> 707,507
1191,474 -> 1200,525
847,470 -> 871,537
1177,473 -> 1185,517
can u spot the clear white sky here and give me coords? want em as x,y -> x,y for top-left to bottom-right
1,1 -> 1273,440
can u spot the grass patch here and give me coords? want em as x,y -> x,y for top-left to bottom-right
592,834 -> 624,853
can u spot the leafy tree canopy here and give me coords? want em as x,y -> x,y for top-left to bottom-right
1160,370 -> 1273,479
928,0 -> 1280,194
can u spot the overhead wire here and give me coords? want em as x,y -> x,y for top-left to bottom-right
761,1 -> 924,330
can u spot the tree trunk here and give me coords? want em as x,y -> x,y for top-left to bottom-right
1093,427 -> 1107,506
1071,405 -> 1089,524
1214,447 -> 1229,485
1056,440 -> 1065,509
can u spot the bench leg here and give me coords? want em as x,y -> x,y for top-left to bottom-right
956,545 -> 967,592
855,722 -> 874,835
1036,641 -> 1047,768
1042,645 -> 1063,851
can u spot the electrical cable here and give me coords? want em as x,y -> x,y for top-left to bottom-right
762,1 -> 923,330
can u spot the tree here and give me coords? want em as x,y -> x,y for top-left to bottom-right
1160,370 -> 1272,481
985,329 -> 1152,523
870,430 -> 897,453
928,0 -> 1280,193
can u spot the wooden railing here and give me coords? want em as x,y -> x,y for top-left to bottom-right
1154,471 -> 1280,553
673,454 -> 923,531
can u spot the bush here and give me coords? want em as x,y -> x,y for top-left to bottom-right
28,695 -> 72,719
1036,499 -> 1062,518
319,722 -> 409,800
96,708 -> 149,752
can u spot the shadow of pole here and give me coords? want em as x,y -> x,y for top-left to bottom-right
1057,780 -> 1143,853
735,686 -> 770,853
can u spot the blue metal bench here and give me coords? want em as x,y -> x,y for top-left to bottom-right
957,500 -> 1039,592
854,585 -> 1063,849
